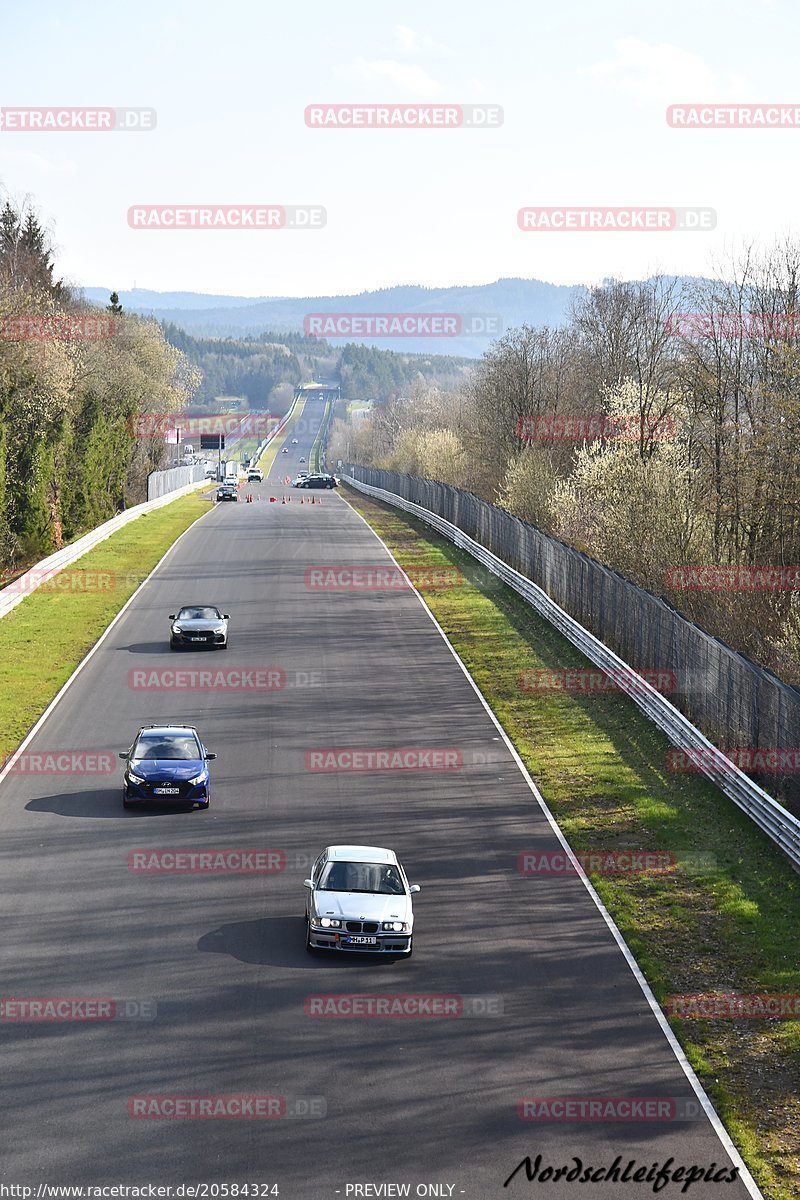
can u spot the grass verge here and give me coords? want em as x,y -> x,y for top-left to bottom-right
343,485 -> 800,1200
0,488 -> 213,765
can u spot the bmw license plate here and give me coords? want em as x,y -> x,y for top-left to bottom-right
154,787 -> 180,795
346,936 -> 377,945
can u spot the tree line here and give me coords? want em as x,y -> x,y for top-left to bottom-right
0,196 -> 197,574
328,244 -> 800,683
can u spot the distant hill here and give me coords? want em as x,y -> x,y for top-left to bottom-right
81,279 -> 586,357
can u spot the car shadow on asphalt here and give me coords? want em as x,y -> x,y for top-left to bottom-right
25,791 -> 206,818
198,916 -> 410,971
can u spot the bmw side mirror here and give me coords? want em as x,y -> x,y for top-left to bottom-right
303,879 -> 314,889
205,752 -> 217,760
168,614 -> 175,620
223,614 -> 230,620
409,884 -> 421,893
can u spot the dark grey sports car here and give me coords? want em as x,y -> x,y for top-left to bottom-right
169,604 -> 229,650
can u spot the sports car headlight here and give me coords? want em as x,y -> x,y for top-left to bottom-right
172,624 -> 182,633
317,917 -> 341,928
213,625 -> 226,634
188,771 -> 207,786
382,921 -> 409,932
127,769 -> 146,784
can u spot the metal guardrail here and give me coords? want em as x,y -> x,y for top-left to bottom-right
0,475 -> 211,622
343,473 -> 800,872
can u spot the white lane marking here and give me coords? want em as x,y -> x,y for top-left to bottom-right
341,491 -> 763,1200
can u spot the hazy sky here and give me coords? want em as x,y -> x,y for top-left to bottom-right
0,0 -> 795,297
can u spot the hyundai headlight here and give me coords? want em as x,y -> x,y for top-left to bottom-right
188,772 -> 207,786
382,921 -> 409,932
128,769 -> 146,784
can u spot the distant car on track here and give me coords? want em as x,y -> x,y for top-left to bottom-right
298,456 -> 306,463
291,439 -> 299,444
304,845 -> 419,956
216,484 -> 239,502
247,467 -> 263,482
119,725 -> 216,810
169,604 -> 229,650
281,447 -> 289,454
295,474 -> 336,490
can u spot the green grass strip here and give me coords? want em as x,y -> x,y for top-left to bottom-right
343,485 -> 800,1200
0,489 -> 213,765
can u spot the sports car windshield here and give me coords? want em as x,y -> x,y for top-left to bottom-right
318,861 -> 405,895
132,734 -> 201,761
177,606 -> 220,620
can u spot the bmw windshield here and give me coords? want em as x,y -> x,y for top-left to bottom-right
318,862 -> 405,895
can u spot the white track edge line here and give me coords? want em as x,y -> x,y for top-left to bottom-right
342,492 -> 764,1200
0,503 -> 216,789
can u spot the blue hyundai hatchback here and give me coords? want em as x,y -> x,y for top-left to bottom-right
119,725 -> 216,809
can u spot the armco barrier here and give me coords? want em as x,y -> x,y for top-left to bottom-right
0,475 -> 211,620
342,468 -> 800,872
1,399 -> 301,620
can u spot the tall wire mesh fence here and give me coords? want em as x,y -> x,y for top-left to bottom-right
346,464 -> 800,812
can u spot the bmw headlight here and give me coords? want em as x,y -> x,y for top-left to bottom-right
172,624 -> 182,633
315,917 -> 341,928
213,626 -> 226,634
381,921 -> 409,932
